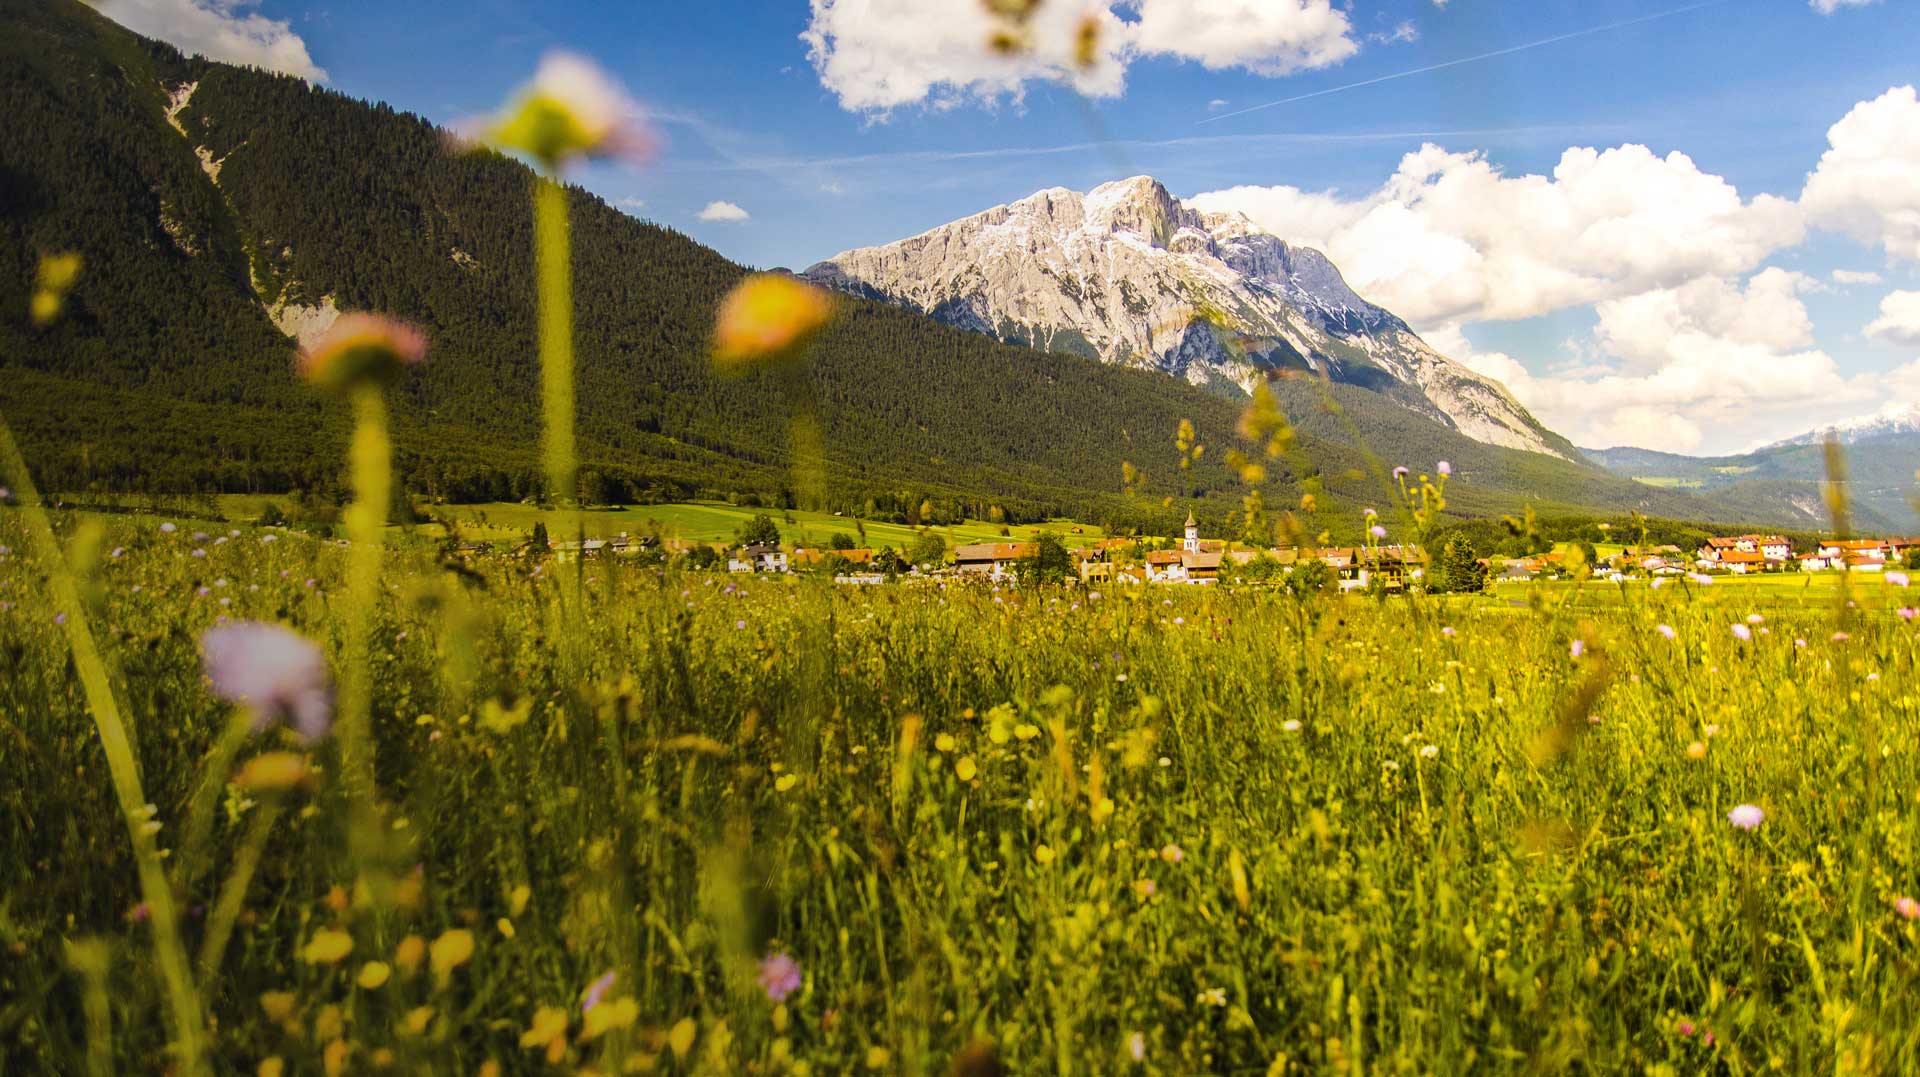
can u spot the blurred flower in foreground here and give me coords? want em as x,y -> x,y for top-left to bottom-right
30,252 -> 81,327
1727,804 -> 1764,830
1897,896 -> 1920,920
297,313 -> 427,393
482,52 -> 653,172
758,952 -> 802,1002
712,274 -> 835,370
200,622 -> 333,742
580,970 -> 617,1013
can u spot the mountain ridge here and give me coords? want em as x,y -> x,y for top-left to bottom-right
806,175 -> 1574,460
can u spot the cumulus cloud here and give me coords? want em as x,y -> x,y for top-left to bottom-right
1866,290 -> 1920,348
1831,268 -> 1883,286
95,0 -> 326,81
1429,271 -> 1875,452
1810,0 -> 1878,12
1189,143 -> 1803,328
801,0 -> 1355,113
697,200 -> 750,222
1803,86 -> 1920,260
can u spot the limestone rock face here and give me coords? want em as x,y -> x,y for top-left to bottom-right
807,176 -> 1568,459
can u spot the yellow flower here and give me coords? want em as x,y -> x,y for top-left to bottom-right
865,1045 -> 893,1069
1013,723 -> 1041,741
934,733 -> 956,753
429,929 -> 475,980
393,934 -> 426,974
297,313 -> 427,393
1034,844 -> 1055,866
775,773 -> 799,792
510,884 -> 532,916
257,1057 -> 285,1077
497,917 -> 516,939
356,961 -> 392,989
1687,741 -> 1708,760
712,274 -> 834,370
955,756 -> 978,782
259,991 -> 297,1022
322,1040 -> 350,1077
302,929 -> 354,965
520,1005 -> 570,1050
1090,796 -> 1115,824
234,751 -> 310,793
482,52 -> 653,171
30,252 -> 82,327
581,997 -> 639,1040
401,1006 -> 435,1037
667,1017 -> 698,1060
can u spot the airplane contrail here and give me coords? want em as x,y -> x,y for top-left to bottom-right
1199,0 -> 1729,125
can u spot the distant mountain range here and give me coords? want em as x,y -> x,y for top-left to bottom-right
0,0 -> 1846,535
806,176 -> 1572,459
1582,409 -> 1920,533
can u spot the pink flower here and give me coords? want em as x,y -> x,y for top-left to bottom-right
199,622 -> 334,742
1888,571 -> 1910,588
1392,466 -> 1409,480
581,970 -> 617,1013
1370,525 -> 1387,539
1897,896 -> 1920,920
1570,639 -> 1585,658
1832,631 -> 1851,642
757,952 -> 802,1002
1436,461 -> 1451,477
1899,608 -> 1917,622
1676,1019 -> 1695,1037
1727,804 -> 1764,830
1656,624 -> 1676,640
1746,613 -> 1764,624
1730,624 -> 1751,642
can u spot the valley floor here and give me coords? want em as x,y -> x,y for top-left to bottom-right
3,510 -> 1920,1072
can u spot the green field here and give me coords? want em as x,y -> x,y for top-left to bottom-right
5,506 -> 1920,1072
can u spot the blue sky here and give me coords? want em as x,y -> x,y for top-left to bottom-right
104,0 -> 1920,454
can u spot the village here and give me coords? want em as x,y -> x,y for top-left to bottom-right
517,517 -> 1920,589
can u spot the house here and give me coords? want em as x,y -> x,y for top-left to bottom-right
1180,551 -> 1223,583
953,542 -> 1035,580
1755,535 -> 1792,562
1800,551 -> 1837,571
1832,539 -> 1887,565
793,547 -> 877,569
727,543 -> 789,574
1142,548 -> 1185,582
1717,550 -> 1768,574
552,538 -> 607,562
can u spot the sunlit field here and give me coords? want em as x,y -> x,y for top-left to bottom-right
4,509 -> 1920,1073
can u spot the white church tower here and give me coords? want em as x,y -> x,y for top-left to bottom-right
1183,511 -> 1200,554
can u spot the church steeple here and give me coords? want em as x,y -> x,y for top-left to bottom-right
1183,511 -> 1200,554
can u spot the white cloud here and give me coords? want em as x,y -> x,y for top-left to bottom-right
1427,271 -> 1871,452
1831,268 -> 1883,286
1866,290 -> 1920,348
95,0 -> 326,81
1367,21 -> 1420,47
1803,86 -> 1920,261
1206,98 -> 1229,110
1810,0 -> 1879,12
616,196 -> 647,210
1189,143 -> 1803,328
697,200 -> 750,222
801,0 -> 1355,114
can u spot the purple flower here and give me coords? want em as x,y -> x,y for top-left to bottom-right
1727,804 -> 1764,830
1363,507 -> 1378,518
581,970 -> 617,1014
1730,624 -> 1751,642
1832,631 -> 1851,642
1888,571 -> 1910,588
1900,607 -> 1917,622
1392,466 -> 1409,480
0,486 -> 9,501
1570,639 -> 1585,658
1441,626 -> 1456,637
1436,460 -> 1452,477
757,952 -> 802,1002
1369,525 -> 1387,539
1656,624 -> 1676,640
199,622 -> 334,742
160,522 -> 176,534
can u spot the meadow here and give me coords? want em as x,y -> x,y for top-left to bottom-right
4,507 -> 1920,1074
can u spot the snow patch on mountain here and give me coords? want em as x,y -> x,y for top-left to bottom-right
1765,402 -> 1920,448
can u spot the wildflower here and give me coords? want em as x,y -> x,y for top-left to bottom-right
1889,571 -> 1910,588
1897,897 -> 1920,920
1657,624 -> 1676,640
1900,608 -> 1916,622
1034,844 -> 1055,865
160,522 -> 176,533
234,751 -> 310,793
1196,987 -> 1227,1007
1281,719 -> 1301,733
1727,804 -> 1765,830
758,952 -> 802,1002
1363,507 -> 1377,518
1676,1019 -> 1695,1037
1436,460 -> 1451,476
519,1005 -> 570,1054
1441,626 -> 1456,637
1570,639 -> 1585,658
303,930 -> 354,965
429,929 -> 475,979
1832,631 -> 1851,642
1687,741 -> 1707,760
1392,466 -> 1409,480
297,313 -> 427,392
394,935 -> 426,974
357,961 -> 392,989
1730,624 -> 1751,642
200,622 -> 333,742
712,274 -> 835,369
482,52 -> 653,171
1370,525 -> 1387,539
581,970 -> 617,1014
774,773 -> 799,792
1419,744 -> 1439,760
1127,1031 -> 1146,1062
1689,572 -> 1713,585
1133,878 -> 1156,899
1159,843 -> 1184,863
1013,722 -> 1040,741
955,755 -> 978,781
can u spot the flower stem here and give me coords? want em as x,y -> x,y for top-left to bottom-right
0,417 -> 209,1075
535,176 -> 576,508
339,385 -> 391,800
195,801 -> 284,986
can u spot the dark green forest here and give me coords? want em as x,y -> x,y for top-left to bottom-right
1,0 -> 1783,537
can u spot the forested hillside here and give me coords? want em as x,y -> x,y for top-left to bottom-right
1,0 -> 1765,534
